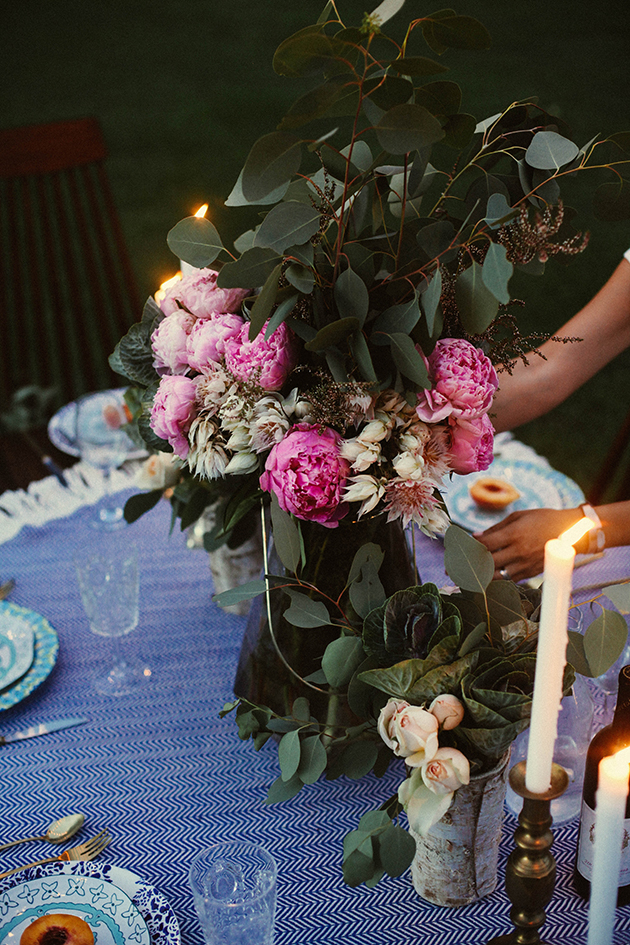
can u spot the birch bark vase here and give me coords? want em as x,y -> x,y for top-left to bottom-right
410,750 -> 511,907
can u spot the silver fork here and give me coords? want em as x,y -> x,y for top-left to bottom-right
0,828 -> 111,880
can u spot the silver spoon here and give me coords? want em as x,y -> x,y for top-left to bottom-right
0,813 -> 84,852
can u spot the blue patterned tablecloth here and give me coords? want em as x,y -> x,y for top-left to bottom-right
1,490 -> 630,945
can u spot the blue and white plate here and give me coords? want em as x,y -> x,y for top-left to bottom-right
0,873 -> 150,945
47,390 -> 146,460
0,863 -> 180,945
0,609 -> 34,690
443,457 -> 586,533
0,604 -> 59,711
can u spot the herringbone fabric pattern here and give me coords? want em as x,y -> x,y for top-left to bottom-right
0,491 -> 629,944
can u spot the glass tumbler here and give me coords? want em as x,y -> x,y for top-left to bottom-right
189,842 -> 277,945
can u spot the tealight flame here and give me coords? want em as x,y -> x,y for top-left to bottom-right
154,272 -> 182,305
194,204 -> 209,218
560,517 -> 595,547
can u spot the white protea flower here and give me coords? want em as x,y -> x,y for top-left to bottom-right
360,418 -> 391,443
419,504 -> 451,538
224,450 -> 260,475
392,450 -> 426,480
343,475 -> 386,517
187,416 -> 230,480
219,392 -> 252,432
424,426 -> 453,485
226,423 -> 251,452
340,437 -> 381,472
249,396 -> 291,453
282,388 -> 314,421
196,370 -> 234,416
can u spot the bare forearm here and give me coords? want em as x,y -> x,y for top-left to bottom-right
492,259 -> 630,432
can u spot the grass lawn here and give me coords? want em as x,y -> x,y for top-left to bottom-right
2,0 -> 629,497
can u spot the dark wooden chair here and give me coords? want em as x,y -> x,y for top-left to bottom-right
0,117 -> 140,410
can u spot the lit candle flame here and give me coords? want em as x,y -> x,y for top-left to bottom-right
602,749 -> 630,783
194,204 -> 209,218
559,517 -> 596,547
154,272 -> 182,305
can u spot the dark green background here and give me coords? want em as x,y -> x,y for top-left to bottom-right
2,0 -> 629,496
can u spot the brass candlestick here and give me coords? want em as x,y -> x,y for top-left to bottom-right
487,760 -> 569,945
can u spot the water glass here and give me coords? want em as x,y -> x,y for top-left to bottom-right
75,543 -> 148,695
189,842 -> 277,945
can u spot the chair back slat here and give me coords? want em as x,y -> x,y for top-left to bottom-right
0,117 -> 139,410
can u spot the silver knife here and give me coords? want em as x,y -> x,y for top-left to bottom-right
0,717 -> 87,745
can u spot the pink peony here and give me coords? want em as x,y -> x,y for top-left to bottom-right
151,311 -> 196,376
187,312 -> 245,374
159,268 -> 249,318
416,338 -> 498,423
150,375 -> 198,458
224,321 -> 298,391
260,423 -> 350,527
447,414 -> 495,474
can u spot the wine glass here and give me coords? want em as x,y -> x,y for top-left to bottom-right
75,544 -> 149,696
74,390 -> 134,528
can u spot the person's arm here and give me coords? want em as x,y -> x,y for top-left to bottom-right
475,501 -> 630,583
492,258 -> 630,432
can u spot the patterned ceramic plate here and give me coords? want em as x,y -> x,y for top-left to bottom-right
0,863 -> 181,945
47,389 -> 146,460
0,873 -> 150,945
0,603 -> 59,711
443,457 -> 585,533
0,609 -> 34,690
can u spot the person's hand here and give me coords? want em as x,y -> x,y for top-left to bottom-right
474,507 -> 586,583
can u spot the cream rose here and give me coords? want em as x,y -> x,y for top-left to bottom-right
429,694 -> 465,731
421,747 -> 470,795
377,699 -> 439,767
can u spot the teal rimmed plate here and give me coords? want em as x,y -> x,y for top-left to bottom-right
0,603 -> 59,710
0,609 -> 34,690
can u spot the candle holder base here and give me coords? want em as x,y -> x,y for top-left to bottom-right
485,761 -> 569,945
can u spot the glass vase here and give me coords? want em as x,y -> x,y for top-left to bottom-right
233,514 -> 416,719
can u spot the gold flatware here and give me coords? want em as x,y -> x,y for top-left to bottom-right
0,579 -> 15,601
0,828 -> 111,879
0,813 -> 84,853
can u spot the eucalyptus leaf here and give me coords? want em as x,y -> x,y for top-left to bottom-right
566,630 -> 592,677
241,131 -> 303,202
284,589 -> 332,628
485,193 -> 518,229
297,734 -> 328,784
430,15 -> 492,51
525,131 -> 579,171
270,491 -> 301,572
254,201 -> 321,252
166,216 -> 224,268
217,247 -> 282,288
304,317 -> 361,351
349,331 -> 378,383
123,489 -> 163,524
482,242 -> 513,305
322,635 -> 366,689
417,219 -> 456,261
212,579 -> 267,607
265,773 -> 303,804
343,845 -> 375,887
334,267 -> 369,325
335,740 -> 379,780
389,332 -> 430,386
444,525 -> 494,593
348,542 -> 385,585
372,296 -> 421,336
603,583 -> 630,615
249,263 -> 282,340
225,169 -> 289,207
455,261 -> 500,333
292,697 -> 311,721
386,55 -> 449,76
286,264 -> 316,293
350,557 -> 386,619
375,104 -> 445,155
278,729 -> 301,781
583,610 -> 628,677
265,293 -> 299,339
377,823 -> 416,877
420,269 -> 442,337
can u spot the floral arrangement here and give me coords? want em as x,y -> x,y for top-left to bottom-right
112,0 -> 629,890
